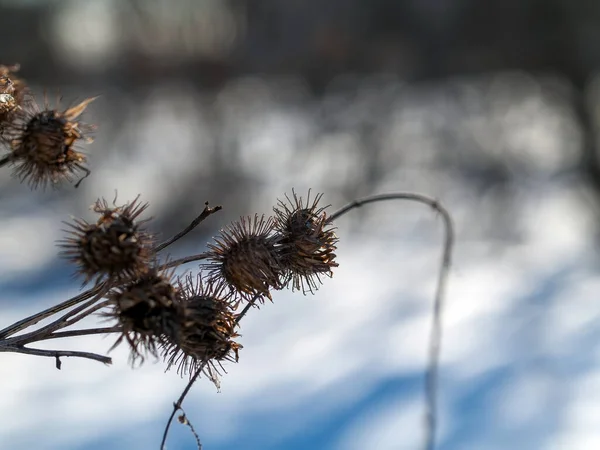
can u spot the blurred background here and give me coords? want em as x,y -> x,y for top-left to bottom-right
1,0 -> 600,449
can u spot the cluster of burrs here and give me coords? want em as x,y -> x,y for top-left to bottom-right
59,191 -> 338,384
0,63 -> 339,386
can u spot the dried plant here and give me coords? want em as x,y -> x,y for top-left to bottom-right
0,64 -> 455,450
204,214 -> 284,301
59,195 -> 154,285
1,96 -> 95,189
161,274 -> 241,383
104,266 -> 182,365
273,190 -> 338,294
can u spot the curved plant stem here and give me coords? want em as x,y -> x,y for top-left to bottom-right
159,363 -> 206,450
158,193 -> 452,450
329,193 -> 454,450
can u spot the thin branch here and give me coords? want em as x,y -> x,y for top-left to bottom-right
64,299 -> 111,327
0,153 -> 11,168
155,202 -> 222,253
178,410 -> 202,450
160,363 -> 206,450
159,192 -> 453,450
4,285 -> 111,345
0,345 -> 112,366
32,326 -> 121,342
159,252 -> 212,270
0,283 -> 104,339
160,293 -> 261,449
234,295 -> 261,325
329,193 -> 454,450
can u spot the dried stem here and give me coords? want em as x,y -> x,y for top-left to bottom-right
159,363 -> 206,450
234,296 -> 261,325
0,345 -> 112,366
0,153 -> 11,167
329,192 -> 454,450
0,283 -> 104,339
156,202 -> 222,253
160,252 -> 211,270
0,203 -> 221,343
4,286 -> 111,346
178,410 -> 202,449
159,293 -> 261,450
32,326 -> 121,341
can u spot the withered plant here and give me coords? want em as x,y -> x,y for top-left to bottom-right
0,65 -> 454,450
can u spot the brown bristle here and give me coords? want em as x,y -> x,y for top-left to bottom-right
161,274 -> 241,384
59,196 -> 154,285
104,268 -> 182,366
204,214 -> 283,301
6,97 -> 95,189
0,64 -> 27,105
273,190 -> 339,294
0,64 -> 27,142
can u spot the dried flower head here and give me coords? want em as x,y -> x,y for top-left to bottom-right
0,64 -> 27,141
59,196 -> 154,285
0,64 -> 27,104
6,97 -> 95,189
105,267 -> 182,365
273,190 -> 339,294
205,214 -> 283,301
162,274 -> 241,381
0,93 -> 17,121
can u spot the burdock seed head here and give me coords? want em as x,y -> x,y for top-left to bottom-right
59,195 -> 154,285
105,267 -> 182,365
0,64 -> 27,141
0,64 -> 27,104
205,214 -> 283,301
7,97 -> 95,189
162,274 -> 241,380
273,190 -> 339,294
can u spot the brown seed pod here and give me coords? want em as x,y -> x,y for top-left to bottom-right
162,274 -> 241,381
0,64 -> 27,104
0,94 -> 18,126
0,64 -> 28,142
59,196 -> 154,285
5,97 -> 95,189
204,214 -> 283,301
104,267 -> 182,365
273,190 -> 339,294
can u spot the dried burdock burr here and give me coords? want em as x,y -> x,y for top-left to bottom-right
104,267 -> 182,365
0,64 -> 27,142
0,64 -> 27,104
204,214 -> 283,301
0,93 -> 18,136
59,196 -> 154,285
4,96 -> 95,189
273,190 -> 339,294
162,274 -> 241,381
